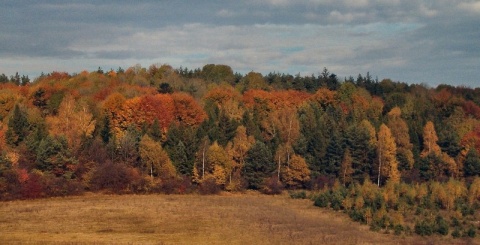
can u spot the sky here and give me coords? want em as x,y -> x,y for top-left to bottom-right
1,0 -> 479,87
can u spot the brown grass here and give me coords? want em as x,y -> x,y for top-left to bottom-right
0,192 -> 474,244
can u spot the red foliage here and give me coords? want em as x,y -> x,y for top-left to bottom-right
171,93 -> 206,126
22,172 -> 44,199
461,125 -> 480,153
463,100 -> 480,119
93,87 -> 112,102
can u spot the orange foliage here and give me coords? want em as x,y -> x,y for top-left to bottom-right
461,125 -> 480,153
205,86 -> 244,119
205,86 -> 241,104
243,89 -> 310,110
93,87 -> 112,102
172,93 -> 206,126
139,94 -> 175,128
310,88 -> 337,107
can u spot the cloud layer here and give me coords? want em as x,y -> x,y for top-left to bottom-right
1,0 -> 479,86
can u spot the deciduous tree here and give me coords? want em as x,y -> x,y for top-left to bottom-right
377,124 -> 400,185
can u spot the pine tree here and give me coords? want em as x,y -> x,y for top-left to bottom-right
244,141 -> 274,189
6,105 -> 29,146
464,148 -> 480,177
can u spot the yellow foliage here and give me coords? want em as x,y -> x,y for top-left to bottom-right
47,95 -> 96,150
377,124 -> 400,184
468,177 -> 480,205
139,135 -> 176,179
421,121 -> 442,157
281,154 -> 311,188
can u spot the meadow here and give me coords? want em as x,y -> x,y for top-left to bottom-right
0,192 -> 471,244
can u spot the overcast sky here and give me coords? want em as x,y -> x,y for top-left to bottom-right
1,0 -> 479,87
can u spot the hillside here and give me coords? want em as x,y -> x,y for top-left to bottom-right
1,64 -> 480,239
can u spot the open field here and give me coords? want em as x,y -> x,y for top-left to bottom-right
0,192 -> 475,244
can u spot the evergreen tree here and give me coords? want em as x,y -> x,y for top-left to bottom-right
464,148 -> 480,177
324,131 -> 344,177
217,110 -> 238,147
6,105 -> 29,146
148,118 -> 162,142
244,141 -> 274,189
171,141 -> 190,175
100,115 -> 112,144
36,136 -> 77,179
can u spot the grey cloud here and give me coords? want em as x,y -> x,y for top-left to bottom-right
0,0 -> 478,87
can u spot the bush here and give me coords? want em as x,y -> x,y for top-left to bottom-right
161,176 -> 194,194
314,192 -> 330,208
414,220 -> 434,236
330,191 -> 344,211
394,224 -> 404,235
348,210 -> 365,223
22,171 -> 45,199
261,176 -> 283,195
289,190 -> 307,199
435,216 -> 449,236
466,226 -> 476,238
452,228 -> 461,238
90,162 -> 134,193
43,175 -> 84,197
198,177 -> 221,195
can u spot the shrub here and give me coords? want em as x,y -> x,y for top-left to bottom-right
451,228 -> 461,238
90,162 -> 133,193
261,176 -> 283,195
414,220 -> 434,236
330,191 -> 344,211
43,175 -> 84,197
289,190 -> 307,199
22,171 -> 45,199
161,176 -> 194,194
394,224 -> 404,235
314,192 -> 330,208
466,226 -> 476,238
198,177 -> 221,195
348,209 -> 365,223
435,216 -> 449,236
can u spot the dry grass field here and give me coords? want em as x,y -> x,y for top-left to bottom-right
0,192 -> 475,244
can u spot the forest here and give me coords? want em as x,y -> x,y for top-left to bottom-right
1,64 -> 480,237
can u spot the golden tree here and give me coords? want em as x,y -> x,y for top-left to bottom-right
387,107 -> 414,169
421,121 -> 459,178
377,124 -> 400,186
421,121 -> 442,157
340,148 -> 354,186
47,95 -> 95,150
280,154 -> 311,188
139,134 -> 176,179
226,126 -> 254,190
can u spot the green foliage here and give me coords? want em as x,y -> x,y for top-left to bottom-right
36,136 -> 77,179
464,148 -> 480,177
313,192 -> 330,208
414,220 -> 434,236
6,105 -> 30,146
435,215 -> 449,236
244,141 -> 274,189
289,190 -> 307,199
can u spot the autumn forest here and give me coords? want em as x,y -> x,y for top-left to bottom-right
2,64 -> 480,238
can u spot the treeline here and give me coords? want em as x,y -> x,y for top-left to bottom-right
0,64 -> 480,200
